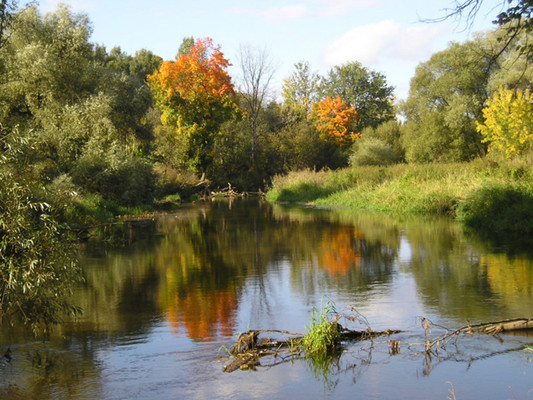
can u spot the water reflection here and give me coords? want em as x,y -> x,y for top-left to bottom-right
1,200 -> 532,400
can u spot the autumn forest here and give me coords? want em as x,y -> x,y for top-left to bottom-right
0,0 -> 532,333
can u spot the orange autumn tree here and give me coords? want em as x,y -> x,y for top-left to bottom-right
311,95 -> 360,147
148,38 -> 239,174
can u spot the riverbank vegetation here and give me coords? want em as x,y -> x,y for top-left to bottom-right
266,159 -> 533,237
0,0 -> 531,331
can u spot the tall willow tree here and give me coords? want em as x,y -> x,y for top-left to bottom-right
401,38 -> 493,162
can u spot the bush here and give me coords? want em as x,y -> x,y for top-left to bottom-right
153,163 -> 198,199
71,148 -> 155,206
1,132 -> 82,334
349,137 -> 398,166
457,183 -> 533,236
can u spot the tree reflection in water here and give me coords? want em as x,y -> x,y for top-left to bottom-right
1,200 -> 532,400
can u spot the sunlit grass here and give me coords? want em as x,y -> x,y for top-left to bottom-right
266,160 -> 533,236
302,299 -> 340,356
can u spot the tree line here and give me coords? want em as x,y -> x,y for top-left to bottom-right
0,0 -> 531,332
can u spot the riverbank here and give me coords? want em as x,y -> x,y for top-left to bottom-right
266,159 -> 533,238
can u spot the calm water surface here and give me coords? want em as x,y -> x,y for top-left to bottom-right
1,200 -> 532,399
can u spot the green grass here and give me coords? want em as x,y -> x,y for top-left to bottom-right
65,193 -> 155,227
302,300 -> 341,356
267,160 -> 533,236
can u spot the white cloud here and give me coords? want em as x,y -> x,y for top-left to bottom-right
311,0 -> 379,16
226,0 -> 378,22
323,20 -> 400,66
392,25 -> 448,59
262,5 -> 310,22
323,20 -> 445,67
226,5 -> 310,23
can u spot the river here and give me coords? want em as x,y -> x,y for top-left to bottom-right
1,199 -> 532,399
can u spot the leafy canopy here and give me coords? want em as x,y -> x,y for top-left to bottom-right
148,37 -> 239,173
311,95 -> 359,147
319,62 -> 395,132
0,129 -> 82,335
476,86 -> 533,159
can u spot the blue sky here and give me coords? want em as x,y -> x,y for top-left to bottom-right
33,0 -> 502,100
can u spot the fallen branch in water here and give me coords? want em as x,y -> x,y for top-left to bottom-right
221,307 -> 533,374
222,326 -> 401,373
420,317 -> 533,354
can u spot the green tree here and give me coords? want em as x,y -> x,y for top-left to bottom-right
319,62 -> 395,132
401,37 -> 493,162
0,0 -> 16,50
177,36 -> 195,58
0,5 -> 157,206
352,120 -> 405,165
0,129 -> 82,334
435,0 -> 532,60
282,61 -> 320,118
0,5 -> 95,129
486,26 -> 533,92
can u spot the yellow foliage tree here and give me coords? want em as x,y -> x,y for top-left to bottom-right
476,87 -> 533,159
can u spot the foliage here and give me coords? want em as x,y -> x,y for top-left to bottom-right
486,27 -> 533,92
302,300 -> 340,356
0,0 -> 17,50
71,144 -> 155,206
360,120 -> 405,161
0,5 -> 94,129
457,183 -> 533,237
267,160 -> 533,235
0,129 -> 82,335
496,0 -> 533,60
319,62 -> 395,132
349,137 -> 398,166
148,37 -> 239,174
476,86 -> 533,159
311,96 -> 359,147
401,38 -> 493,162
281,61 -> 320,117
0,5 -> 157,208
270,118 -> 339,172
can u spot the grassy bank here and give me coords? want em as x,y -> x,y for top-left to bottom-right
266,160 -> 533,237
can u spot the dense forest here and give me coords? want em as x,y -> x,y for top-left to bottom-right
0,0 -> 531,332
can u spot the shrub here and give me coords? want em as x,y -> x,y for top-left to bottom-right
457,183 -> 533,236
349,137 -> 398,166
71,148 -> 155,206
1,131 -> 82,334
476,87 -> 533,159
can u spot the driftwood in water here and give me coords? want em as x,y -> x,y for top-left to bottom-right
422,318 -> 533,354
222,326 -> 401,373
462,318 -> 533,334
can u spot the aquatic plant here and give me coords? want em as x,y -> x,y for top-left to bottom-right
302,299 -> 341,356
